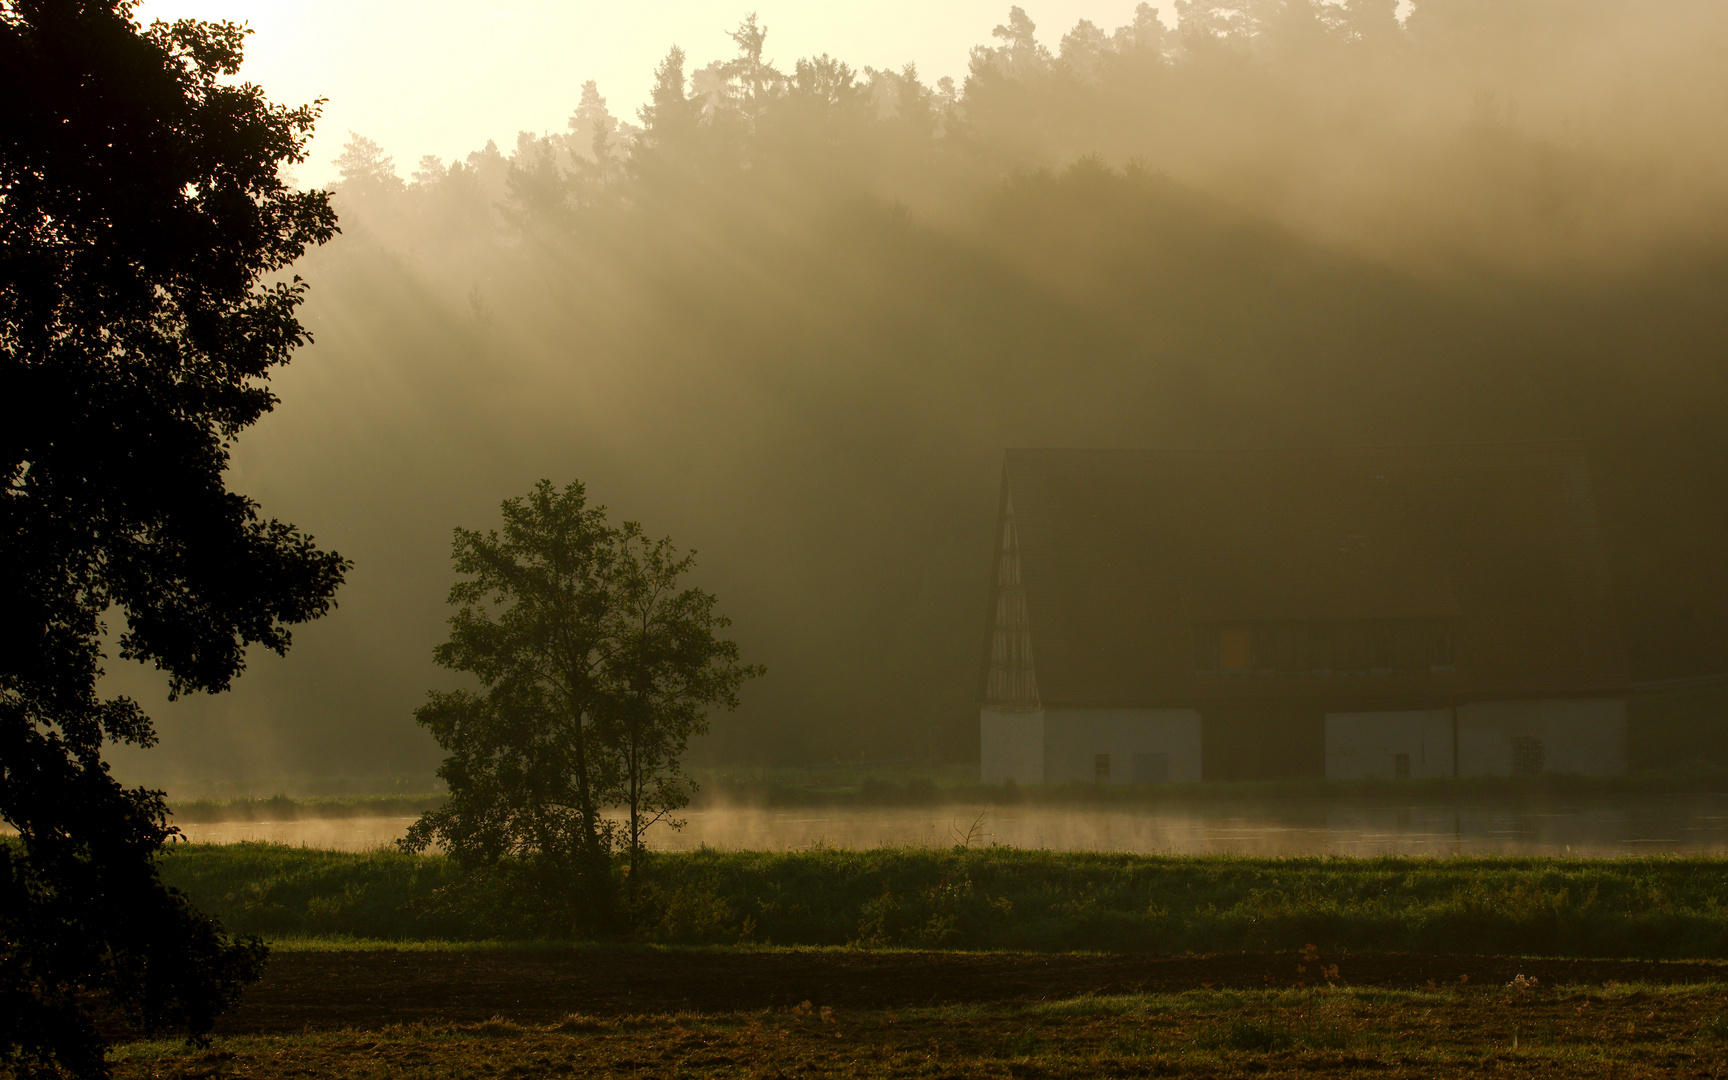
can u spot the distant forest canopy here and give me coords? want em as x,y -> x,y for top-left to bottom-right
130,0 -> 1728,777
330,0 -> 1728,271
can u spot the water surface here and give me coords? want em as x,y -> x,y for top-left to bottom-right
161,795 -> 1728,856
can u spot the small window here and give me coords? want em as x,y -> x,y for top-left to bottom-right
1511,736 -> 1545,776
1094,753 -> 1112,781
1394,752 -> 1410,780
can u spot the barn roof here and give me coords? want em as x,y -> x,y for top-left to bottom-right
983,442 -> 1630,708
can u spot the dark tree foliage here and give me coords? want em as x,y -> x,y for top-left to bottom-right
0,1 -> 347,1074
404,481 -> 623,897
403,481 -> 759,921
607,523 -> 762,873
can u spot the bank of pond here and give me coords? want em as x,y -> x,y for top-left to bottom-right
157,845 -> 1728,960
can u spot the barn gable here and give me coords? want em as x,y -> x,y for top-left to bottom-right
982,495 -> 1040,710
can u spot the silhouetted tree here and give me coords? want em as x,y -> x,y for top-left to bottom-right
987,6 -> 1050,76
503,133 -> 574,233
403,481 -> 621,902
604,526 -> 762,874
0,1 -> 347,1075
634,45 -> 703,183
412,153 -> 448,186
1114,2 -> 1170,53
334,131 -> 403,195
403,481 -> 758,914
568,79 -> 622,188
719,13 -> 784,121
1059,19 -> 1113,85
464,137 -> 511,206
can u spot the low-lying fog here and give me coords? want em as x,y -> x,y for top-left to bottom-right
166,796 -> 1728,857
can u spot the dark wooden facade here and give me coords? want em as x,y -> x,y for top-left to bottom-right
979,443 -> 1631,781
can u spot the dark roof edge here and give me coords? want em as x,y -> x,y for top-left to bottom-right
1004,438 -> 1590,458
1030,688 -> 1633,710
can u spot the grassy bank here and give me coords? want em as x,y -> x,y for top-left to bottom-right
157,844 -> 1728,959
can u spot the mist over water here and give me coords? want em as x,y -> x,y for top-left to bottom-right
99,1 -> 1728,789
162,797 -> 1728,857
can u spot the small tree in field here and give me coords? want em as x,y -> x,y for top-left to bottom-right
402,481 -> 620,909
606,525 -> 764,875
402,480 -> 759,918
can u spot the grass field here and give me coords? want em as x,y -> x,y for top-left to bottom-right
121,843 -> 1728,1077
114,981 -> 1728,1079
98,699 -> 1728,1076
156,844 -> 1728,958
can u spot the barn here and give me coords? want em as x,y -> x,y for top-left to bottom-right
978,443 -> 1630,784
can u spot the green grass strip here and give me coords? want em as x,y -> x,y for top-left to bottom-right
157,843 -> 1728,958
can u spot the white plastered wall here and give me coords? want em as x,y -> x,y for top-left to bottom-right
1041,708 -> 1202,784
980,708 -> 1045,783
1456,698 -> 1628,777
1324,710 -> 1455,779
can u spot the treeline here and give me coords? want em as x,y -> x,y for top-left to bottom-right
333,0 -> 1727,270
163,1 -> 1728,775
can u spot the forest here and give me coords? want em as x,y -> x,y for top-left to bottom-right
161,0 -> 1728,775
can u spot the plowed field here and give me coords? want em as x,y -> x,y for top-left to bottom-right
220,948 -> 1728,1033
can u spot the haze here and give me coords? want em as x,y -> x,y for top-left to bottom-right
102,0 -> 1728,796
132,0 -> 1192,186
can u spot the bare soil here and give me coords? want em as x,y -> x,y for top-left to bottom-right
219,948 -> 1728,1033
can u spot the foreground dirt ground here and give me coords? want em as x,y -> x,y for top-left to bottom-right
215,947 -> 1728,1033
117,975 -> 1728,1079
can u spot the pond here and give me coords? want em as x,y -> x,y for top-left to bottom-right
158,794 -> 1728,857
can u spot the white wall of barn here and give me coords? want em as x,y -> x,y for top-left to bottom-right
1326,699 -> 1629,778
986,698 -> 1627,783
979,708 -> 1045,783
1456,698 -> 1628,776
1040,708 -> 1203,784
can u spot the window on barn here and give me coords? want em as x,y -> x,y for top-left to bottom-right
1192,619 -> 1455,675
1094,753 -> 1111,781
1394,753 -> 1411,779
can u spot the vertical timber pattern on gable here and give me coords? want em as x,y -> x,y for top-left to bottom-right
985,496 -> 1040,709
